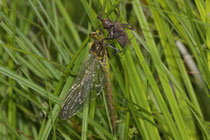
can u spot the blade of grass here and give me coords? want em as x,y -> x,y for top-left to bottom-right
0,65 -> 60,104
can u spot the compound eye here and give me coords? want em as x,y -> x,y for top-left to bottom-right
89,33 -> 97,39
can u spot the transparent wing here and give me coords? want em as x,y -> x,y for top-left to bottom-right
60,54 -> 105,120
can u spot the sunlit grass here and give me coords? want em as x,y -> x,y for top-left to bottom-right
0,0 -> 209,139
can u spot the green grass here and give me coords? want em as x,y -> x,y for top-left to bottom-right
0,0 -> 209,139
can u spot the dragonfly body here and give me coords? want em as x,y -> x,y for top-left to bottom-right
61,31 -> 109,120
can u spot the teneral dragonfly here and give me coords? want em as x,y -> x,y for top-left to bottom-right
60,30 -> 111,120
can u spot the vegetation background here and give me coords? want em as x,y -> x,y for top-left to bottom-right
0,0 -> 209,139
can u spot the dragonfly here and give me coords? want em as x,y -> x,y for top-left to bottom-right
60,30 -> 117,129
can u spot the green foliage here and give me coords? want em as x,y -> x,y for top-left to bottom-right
0,0 -> 209,139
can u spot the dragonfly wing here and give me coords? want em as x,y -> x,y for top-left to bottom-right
61,54 -> 105,120
92,60 -> 106,96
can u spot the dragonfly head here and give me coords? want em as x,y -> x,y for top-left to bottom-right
89,29 -> 103,40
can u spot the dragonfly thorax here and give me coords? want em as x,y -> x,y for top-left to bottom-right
89,40 -> 107,60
